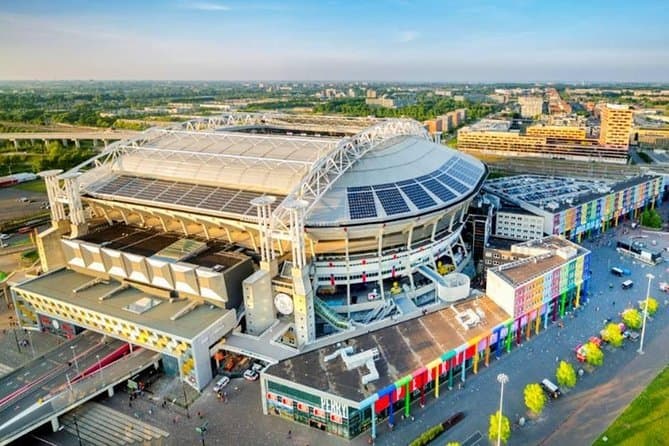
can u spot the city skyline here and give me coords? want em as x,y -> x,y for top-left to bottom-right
1,0 -> 668,82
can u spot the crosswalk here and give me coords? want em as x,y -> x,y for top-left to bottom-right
0,363 -> 14,378
61,402 -> 170,446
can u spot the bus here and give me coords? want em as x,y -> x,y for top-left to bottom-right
616,240 -> 663,265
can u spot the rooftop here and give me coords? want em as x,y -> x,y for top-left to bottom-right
14,268 -> 232,339
264,296 -> 509,403
489,236 -> 589,286
483,174 -> 659,213
77,223 -> 253,268
462,119 -> 512,132
306,135 -> 487,226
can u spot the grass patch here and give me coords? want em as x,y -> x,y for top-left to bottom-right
13,179 -> 47,194
594,365 -> 669,445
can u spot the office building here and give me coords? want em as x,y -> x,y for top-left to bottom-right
599,104 -> 634,149
518,96 -> 545,118
495,207 -> 544,241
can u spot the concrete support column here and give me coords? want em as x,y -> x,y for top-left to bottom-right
460,350 -> 466,382
434,366 -> 440,398
485,343 -> 490,367
108,386 -> 114,397
535,311 -> 541,335
50,416 -> 60,432
371,408 -> 376,439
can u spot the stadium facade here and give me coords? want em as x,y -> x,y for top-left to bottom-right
11,114 -> 487,391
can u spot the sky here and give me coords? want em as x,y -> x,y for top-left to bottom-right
0,0 -> 668,82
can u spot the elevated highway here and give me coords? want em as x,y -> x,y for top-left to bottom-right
0,331 -> 160,445
0,130 -> 139,148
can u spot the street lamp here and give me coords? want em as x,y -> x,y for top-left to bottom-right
639,273 -> 654,354
496,373 -> 509,446
71,345 -> 79,374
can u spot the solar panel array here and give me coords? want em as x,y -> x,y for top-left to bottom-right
345,156 -> 485,220
92,175 -> 283,218
347,191 -> 377,219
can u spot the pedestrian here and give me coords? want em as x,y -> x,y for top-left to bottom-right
287,429 -> 292,439
612,300 -> 616,306
555,356 -> 559,363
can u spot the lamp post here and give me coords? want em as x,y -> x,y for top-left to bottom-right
496,373 -> 509,446
639,273 -> 654,354
71,345 -> 79,374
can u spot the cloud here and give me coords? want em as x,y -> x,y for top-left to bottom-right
397,30 -> 418,43
183,1 -> 230,11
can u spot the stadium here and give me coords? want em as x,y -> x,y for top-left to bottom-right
11,113 -> 487,390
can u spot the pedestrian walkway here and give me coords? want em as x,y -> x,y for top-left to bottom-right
62,402 -> 170,446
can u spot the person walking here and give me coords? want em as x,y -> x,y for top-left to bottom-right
287,429 -> 292,439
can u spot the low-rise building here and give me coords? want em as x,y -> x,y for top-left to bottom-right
487,236 -> 591,320
484,174 -> 664,242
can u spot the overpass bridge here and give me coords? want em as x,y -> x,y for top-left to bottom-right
0,331 -> 160,445
0,131 -> 140,149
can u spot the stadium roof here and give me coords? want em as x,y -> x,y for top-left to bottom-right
74,115 -> 486,227
306,136 -> 486,226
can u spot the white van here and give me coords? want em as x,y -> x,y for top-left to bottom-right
540,379 -> 561,399
622,280 -> 634,290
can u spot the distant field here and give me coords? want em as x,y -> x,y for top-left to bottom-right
594,366 -> 669,445
13,179 -> 46,194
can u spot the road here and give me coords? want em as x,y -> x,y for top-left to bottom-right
0,332 -> 123,429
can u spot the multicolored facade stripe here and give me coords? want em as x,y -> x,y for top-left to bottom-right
551,177 -> 662,240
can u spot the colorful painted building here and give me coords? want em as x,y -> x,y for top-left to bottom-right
486,236 -> 591,324
484,174 -> 664,242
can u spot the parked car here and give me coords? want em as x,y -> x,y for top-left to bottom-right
0,233 -> 10,240
251,362 -> 264,373
443,411 -> 466,429
243,369 -> 259,381
213,376 -> 230,392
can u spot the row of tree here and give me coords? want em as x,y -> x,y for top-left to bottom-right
488,297 -> 661,443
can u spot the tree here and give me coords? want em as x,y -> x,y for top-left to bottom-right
622,308 -> 643,330
555,360 -> 577,388
601,323 -> 624,347
584,341 -> 604,367
639,297 -> 659,316
488,411 -> 511,444
524,383 -> 547,416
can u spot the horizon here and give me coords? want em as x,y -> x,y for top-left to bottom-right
1,0 -> 668,82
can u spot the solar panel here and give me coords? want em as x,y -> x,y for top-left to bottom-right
372,183 -> 397,191
448,159 -> 483,186
348,186 -> 372,192
396,179 -> 417,186
422,179 -> 456,203
400,184 -> 437,209
415,174 -> 434,182
375,188 -> 410,215
92,175 -> 284,218
347,191 -> 377,219
437,174 -> 469,194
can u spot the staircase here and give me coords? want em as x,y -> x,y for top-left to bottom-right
61,402 -> 170,446
314,297 -> 351,331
